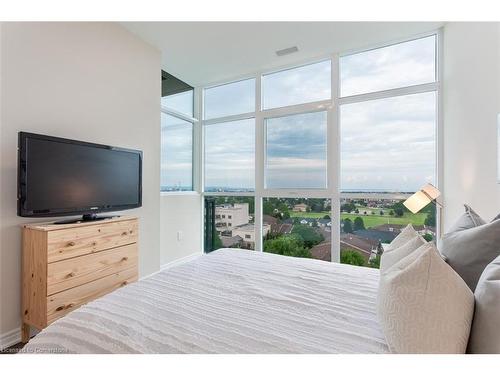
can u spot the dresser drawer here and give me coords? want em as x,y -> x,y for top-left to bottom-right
47,266 -> 137,324
47,219 -> 138,263
47,244 -> 138,296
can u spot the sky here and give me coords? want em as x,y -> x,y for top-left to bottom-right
161,35 -> 437,193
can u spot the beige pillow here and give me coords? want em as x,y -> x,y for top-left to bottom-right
385,224 -> 421,252
380,235 -> 426,273
377,242 -> 474,353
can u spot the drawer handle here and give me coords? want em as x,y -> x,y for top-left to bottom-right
55,303 -> 74,312
66,272 -> 75,278
121,256 -> 129,262
121,281 -> 128,286
91,241 -> 97,246
67,241 -> 76,247
121,231 -> 128,236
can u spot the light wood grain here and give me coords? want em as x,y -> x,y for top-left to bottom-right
22,228 -> 48,330
47,219 -> 138,263
47,266 -> 138,324
22,215 -> 136,231
47,243 -> 138,296
21,217 -> 139,342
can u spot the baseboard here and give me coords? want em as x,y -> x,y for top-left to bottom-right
0,327 -> 21,351
160,252 -> 201,271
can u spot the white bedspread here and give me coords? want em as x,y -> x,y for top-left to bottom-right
23,249 -> 388,354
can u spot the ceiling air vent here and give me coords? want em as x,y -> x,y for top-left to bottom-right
276,46 -> 299,57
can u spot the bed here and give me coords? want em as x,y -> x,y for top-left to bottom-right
22,249 -> 388,354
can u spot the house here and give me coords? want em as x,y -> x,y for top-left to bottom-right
340,233 -> 379,259
231,223 -> 271,249
292,203 -> 308,212
215,203 -> 250,232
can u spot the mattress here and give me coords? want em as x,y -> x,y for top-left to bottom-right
22,249 -> 388,353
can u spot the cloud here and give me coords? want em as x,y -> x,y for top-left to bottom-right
340,35 -> 435,96
204,119 -> 255,189
163,37 -> 437,192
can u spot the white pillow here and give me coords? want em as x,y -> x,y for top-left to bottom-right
377,242 -> 474,353
385,224 -> 421,252
380,235 -> 426,273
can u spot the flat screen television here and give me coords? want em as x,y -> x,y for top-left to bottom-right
18,132 -> 142,223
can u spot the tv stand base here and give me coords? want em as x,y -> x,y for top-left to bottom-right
53,214 -> 119,225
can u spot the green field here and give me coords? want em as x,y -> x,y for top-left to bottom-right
290,210 -> 427,228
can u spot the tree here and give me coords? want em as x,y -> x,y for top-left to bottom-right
391,201 -> 410,215
291,225 -> 324,248
394,207 -> 404,217
424,209 -> 436,227
380,210 -> 385,216
213,232 -> 223,250
341,202 -> 356,213
354,208 -> 360,214
343,218 -> 353,233
423,233 -> 434,242
264,235 -> 311,259
369,255 -> 381,269
389,210 -> 395,216
311,202 -> 324,212
341,250 -> 366,267
353,217 -> 365,231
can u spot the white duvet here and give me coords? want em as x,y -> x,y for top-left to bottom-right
23,249 -> 388,353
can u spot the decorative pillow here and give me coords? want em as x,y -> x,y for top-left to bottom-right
385,224 -> 421,252
467,255 -> 500,353
378,242 -> 474,354
441,205 -> 500,291
380,235 -> 425,273
447,204 -> 486,232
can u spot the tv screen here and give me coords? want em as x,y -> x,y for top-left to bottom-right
18,132 -> 142,218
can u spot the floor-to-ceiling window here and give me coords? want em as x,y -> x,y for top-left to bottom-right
338,35 -> 438,268
197,31 -> 441,265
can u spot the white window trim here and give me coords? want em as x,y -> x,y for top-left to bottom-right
198,28 -> 443,260
160,95 -> 199,195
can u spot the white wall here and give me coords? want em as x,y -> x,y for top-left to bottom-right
0,22 -> 161,343
160,194 -> 202,265
443,22 -> 500,228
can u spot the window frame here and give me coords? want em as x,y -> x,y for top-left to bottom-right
199,28 -> 443,261
160,90 -> 199,195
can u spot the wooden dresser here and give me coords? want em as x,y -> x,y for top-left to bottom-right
21,216 -> 139,343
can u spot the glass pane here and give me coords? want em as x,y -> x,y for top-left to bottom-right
205,196 -> 255,252
262,60 -> 331,109
263,198 -> 332,261
204,119 -> 255,192
161,90 -> 194,117
204,79 -> 255,119
340,35 -> 436,97
161,113 -> 193,191
266,111 -> 327,189
340,196 -> 436,269
340,92 -> 436,193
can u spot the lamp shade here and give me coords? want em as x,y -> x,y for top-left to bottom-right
403,191 -> 432,214
421,183 -> 441,200
403,183 -> 441,214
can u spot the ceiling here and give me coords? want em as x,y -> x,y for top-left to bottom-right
122,22 -> 444,87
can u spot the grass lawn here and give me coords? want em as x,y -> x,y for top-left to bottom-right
290,209 -> 427,228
